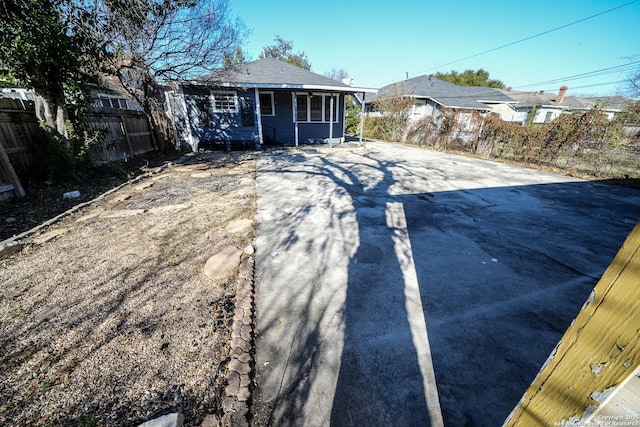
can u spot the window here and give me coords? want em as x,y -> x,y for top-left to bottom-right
96,96 -> 129,109
259,92 -> 275,116
544,111 -> 554,123
211,91 -> 237,113
294,93 -> 339,122
296,95 -> 308,121
310,95 -> 323,121
324,95 -> 338,122
413,99 -> 426,116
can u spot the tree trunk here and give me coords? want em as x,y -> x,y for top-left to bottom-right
34,92 -> 71,150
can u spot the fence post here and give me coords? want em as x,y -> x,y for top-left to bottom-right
0,141 -> 25,197
119,116 -> 135,159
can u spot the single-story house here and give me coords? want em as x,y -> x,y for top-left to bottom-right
90,74 -> 143,111
360,75 -> 516,135
165,57 -> 376,151
584,95 -> 634,120
500,87 -> 634,124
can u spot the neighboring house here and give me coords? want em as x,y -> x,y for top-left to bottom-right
584,95 -> 634,121
1,77 -> 142,111
362,75 -> 516,135
92,75 -> 142,111
0,87 -> 34,102
501,87 -> 634,124
165,57 -> 376,151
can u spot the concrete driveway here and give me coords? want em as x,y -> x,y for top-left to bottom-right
253,141 -> 640,426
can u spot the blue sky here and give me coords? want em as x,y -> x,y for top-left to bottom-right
229,0 -> 640,97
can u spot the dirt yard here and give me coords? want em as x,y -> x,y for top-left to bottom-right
0,151 -> 257,426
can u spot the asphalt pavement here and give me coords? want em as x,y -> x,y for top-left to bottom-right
253,141 -> 640,426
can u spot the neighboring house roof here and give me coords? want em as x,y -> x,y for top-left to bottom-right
499,90 -> 559,108
197,57 -> 376,93
0,87 -> 34,101
502,90 -> 634,113
585,96 -> 634,111
372,75 -> 514,111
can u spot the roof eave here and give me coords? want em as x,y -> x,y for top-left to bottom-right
192,81 -> 377,93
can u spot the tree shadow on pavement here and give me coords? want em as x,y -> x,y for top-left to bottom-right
255,150 -> 439,426
253,146 -> 640,426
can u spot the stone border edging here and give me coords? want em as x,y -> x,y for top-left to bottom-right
0,155 -> 191,248
221,256 -> 255,426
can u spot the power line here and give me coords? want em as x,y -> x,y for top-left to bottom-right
558,80 -> 624,91
513,61 -> 640,89
375,0 -> 640,87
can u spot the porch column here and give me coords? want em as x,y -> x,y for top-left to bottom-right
254,88 -> 263,151
358,92 -> 366,147
329,92 -> 334,148
293,91 -> 299,147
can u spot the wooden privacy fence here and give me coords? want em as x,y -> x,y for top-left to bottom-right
0,98 -> 38,198
623,123 -> 640,138
87,109 -> 156,162
0,100 -> 157,197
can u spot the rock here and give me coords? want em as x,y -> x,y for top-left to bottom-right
203,247 -> 242,280
31,228 -> 69,245
237,187 -> 253,197
101,209 -> 146,218
137,412 -> 184,427
149,204 -> 190,214
111,194 -> 131,203
152,173 -> 173,181
243,245 -> 255,255
36,307 -> 58,322
63,190 -> 80,199
0,241 -> 23,258
190,172 -> 213,178
134,182 -> 154,191
225,219 -> 253,236
76,209 -> 104,222
200,415 -> 221,427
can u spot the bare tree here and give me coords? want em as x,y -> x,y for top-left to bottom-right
324,67 -> 349,83
626,68 -> 640,99
1,0 -> 246,151
96,0 -> 247,148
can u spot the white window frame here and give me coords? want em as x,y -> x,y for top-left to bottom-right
94,95 -> 129,109
259,91 -> 275,116
413,99 -> 426,116
293,93 -> 339,123
211,90 -> 238,113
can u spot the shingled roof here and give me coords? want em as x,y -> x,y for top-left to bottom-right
503,90 -> 634,112
373,75 -> 514,110
197,57 -> 376,93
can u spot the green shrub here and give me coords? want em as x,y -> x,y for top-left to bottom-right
29,121 -> 107,183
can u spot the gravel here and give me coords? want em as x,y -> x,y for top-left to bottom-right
0,152 -> 257,426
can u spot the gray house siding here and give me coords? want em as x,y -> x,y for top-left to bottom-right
165,58 -> 376,151
260,90 -> 346,145
183,86 -> 259,150
261,90 -> 294,144
168,87 -> 347,150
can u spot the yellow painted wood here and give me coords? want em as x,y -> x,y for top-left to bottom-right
506,221 -> 640,425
